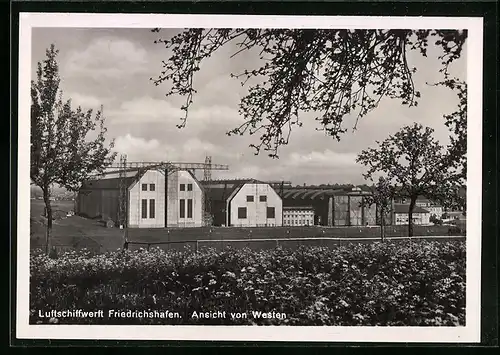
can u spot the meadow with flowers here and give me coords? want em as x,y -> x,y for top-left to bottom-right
30,240 -> 466,326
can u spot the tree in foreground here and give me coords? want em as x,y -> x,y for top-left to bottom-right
356,123 -> 463,238
437,77 -> 467,212
362,177 -> 395,241
31,44 -> 117,254
151,28 -> 466,157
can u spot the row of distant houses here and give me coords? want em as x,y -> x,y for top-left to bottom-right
75,167 -> 451,229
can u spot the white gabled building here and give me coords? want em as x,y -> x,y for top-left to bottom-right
77,168 -> 204,228
226,180 -> 283,227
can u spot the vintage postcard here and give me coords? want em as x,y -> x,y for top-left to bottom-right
17,13 -> 482,342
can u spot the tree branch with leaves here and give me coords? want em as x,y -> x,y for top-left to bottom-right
151,28 -> 466,158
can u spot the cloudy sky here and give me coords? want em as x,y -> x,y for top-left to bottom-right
31,28 -> 466,185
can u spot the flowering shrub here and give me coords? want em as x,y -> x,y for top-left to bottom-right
30,241 -> 466,326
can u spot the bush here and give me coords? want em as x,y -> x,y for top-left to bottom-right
30,241 -> 466,326
430,214 -> 443,225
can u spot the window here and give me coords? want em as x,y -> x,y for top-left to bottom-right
187,199 -> 193,218
179,199 -> 185,218
267,207 -> 275,219
149,184 -> 155,191
187,183 -> 193,191
238,207 -> 247,219
149,199 -> 155,219
259,195 -> 267,202
141,184 -> 147,191
141,199 -> 147,219
180,184 -> 185,191
246,195 -> 254,202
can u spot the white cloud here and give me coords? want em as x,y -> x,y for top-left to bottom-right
107,96 -> 242,131
107,96 -> 182,124
113,134 -> 236,164
286,149 -> 359,169
113,134 -> 174,162
65,92 -> 103,110
65,37 -> 149,79
189,104 -> 243,128
182,138 -> 216,155
217,165 -> 262,180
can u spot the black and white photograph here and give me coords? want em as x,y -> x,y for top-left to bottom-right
17,13 -> 483,342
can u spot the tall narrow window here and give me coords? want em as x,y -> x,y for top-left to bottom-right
179,199 -> 185,218
149,199 -> 155,219
141,199 -> 147,219
238,207 -> 247,219
187,183 -> 193,191
180,184 -> 185,191
149,184 -> 155,191
141,184 -> 147,191
187,199 -> 193,218
267,207 -> 275,219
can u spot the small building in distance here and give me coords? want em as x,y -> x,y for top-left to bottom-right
393,204 -> 431,225
395,196 -> 444,220
77,168 -> 205,228
426,205 -> 444,220
283,206 -> 314,226
202,179 -> 283,227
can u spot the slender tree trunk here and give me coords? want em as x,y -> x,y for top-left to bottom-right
380,206 -> 385,242
408,196 -> 417,238
42,186 -> 53,255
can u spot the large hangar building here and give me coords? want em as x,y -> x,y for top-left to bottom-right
76,168 -> 205,228
281,186 -> 387,226
201,179 -> 283,227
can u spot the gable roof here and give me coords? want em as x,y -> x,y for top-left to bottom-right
204,178 -> 289,185
81,167 -> 205,193
201,180 -> 240,202
80,175 -> 139,190
393,204 -> 430,214
281,188 -> 369,200
202,179 -> 279,203
180,169 -> 205,192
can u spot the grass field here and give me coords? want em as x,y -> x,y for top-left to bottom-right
30,200 -> 466,254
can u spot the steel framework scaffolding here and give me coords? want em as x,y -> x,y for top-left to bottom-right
203,156 -> 213,225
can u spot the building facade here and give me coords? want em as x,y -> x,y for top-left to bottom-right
227,182 -> 283,227
393,204 -> 431,225
283,206 -> 314,226
77,168 -> 204,228
164,169 -> 204,228
128,169 -> 166,228
394,197 -> 444,220
426,205 -> 444,219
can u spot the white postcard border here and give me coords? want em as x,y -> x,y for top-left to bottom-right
17,13 -> 483,343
